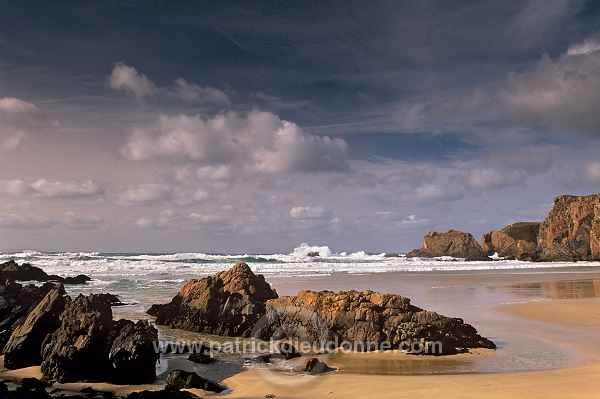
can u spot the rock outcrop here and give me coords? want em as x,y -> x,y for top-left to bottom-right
0,279 -> 55,352
482,222 -> 540,261
537,194 -> 600,261
2,284 -> 67,369
147,262 -> 278,337
40,293 -> 159,383
256,289 -> 496,355
0,260 -> 91,284
304,358 -> 335,375
406,230 -> 486,259
165,370 -> 226,392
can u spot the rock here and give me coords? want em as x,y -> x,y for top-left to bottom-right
165,370 -> 226,393
0,260 -> 92,284
0,261 -> 52,282
277,342 -> 300,359
188,352 -> 214,364
406,230 -> 485,259
537,194 -> 600,261
127,389 -> 202,399
148,262 -> 278,337
62,274 -> 92,284
3,284 -> 67,369
304,358 -> 335,375
108,319 -> 159,384
40,293 -> 114,382
482,222 -> 540,261
40,293 -> 159,383
258,289 -> 495,355
251,354 -> 271,363
0,280 -> 55,352
307,251 -> 320,257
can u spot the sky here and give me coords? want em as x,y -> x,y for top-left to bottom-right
1,0 -> 600,254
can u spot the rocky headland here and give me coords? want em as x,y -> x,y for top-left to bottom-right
407,193 -> 600,262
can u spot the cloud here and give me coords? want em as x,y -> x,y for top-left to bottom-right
499,35 -> 600,135
117,183 -> 173,205
0,178 -> 103,198
63,212 -> 104,230
454,169 -> 524,191
0,214 -> 57,230
109,63 -> 229,104
30,179 -> 104,198
0,97 -> 51,151
553,161 -> 600,188
121,110 -> 349,173
109,62 -> 156,100
289,205 -> 334,220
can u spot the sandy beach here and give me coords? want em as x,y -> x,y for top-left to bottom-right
2,269 -> 600,398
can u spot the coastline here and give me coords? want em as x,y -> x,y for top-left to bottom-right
2,269 -> 600,398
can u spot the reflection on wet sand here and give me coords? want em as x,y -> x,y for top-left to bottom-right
497,279 -> 600,299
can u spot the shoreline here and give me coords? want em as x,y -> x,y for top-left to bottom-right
2,270 -> 600,398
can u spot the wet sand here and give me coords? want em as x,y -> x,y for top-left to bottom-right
2,269 -> 600,398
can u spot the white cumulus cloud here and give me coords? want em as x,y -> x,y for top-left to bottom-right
118,183 -> 173,206
109,62 -> 155,100
0,97 -> 52,151
289,205 -> 334,219
121,110 -> 348,173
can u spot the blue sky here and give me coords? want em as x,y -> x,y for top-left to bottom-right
1,0 -> 600,253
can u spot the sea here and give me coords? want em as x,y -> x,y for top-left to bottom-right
2,243 -> 600,378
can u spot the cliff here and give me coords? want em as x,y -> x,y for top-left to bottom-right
406,229 -> 486,259
481,222 -> 540,261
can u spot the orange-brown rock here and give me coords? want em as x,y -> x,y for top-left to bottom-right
257,289 -> 496,355
537,194 -> 600,261
481,222 -> 540,261
406,229 -> 486,259
147,262 -> 278,336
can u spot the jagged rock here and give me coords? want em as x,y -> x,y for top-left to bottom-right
0,280 -> 55,352
40,293 -> 159,383
165,370 -> 226,392
482,222 -> 540,261
0,260 -> 91,284
257,289 -> 495,355
108,319 -> 159,384
147,262 -> 278,337
537,194 -> 600,261
3,284 -> 67,369
304,358 -> 335,375
406,230 -> 485,259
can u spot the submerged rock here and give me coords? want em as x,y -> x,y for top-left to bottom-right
147,262 -> 278,336
406,230 -> 486,259
258,289 -> 496,355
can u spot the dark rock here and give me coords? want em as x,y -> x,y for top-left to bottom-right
19,378 -> 46,391
127,389 -> 202,399
188,352 -> 214,364
3,284 -> 67,369
258,290 -> 495,355
307,252 -> 320,257
304,358 -> 335,375
148,262 -> 278,337
482,222 -> 540,261
251,354 -> 271,363
464,254 -> 492,261
0,280 -> 55,352
0,260 -> 91,285
277,342 -> 300,359
40,293 -> 159,384
406,230 -> 485,259
108,319 -> 159,384
62,274 -> 92,285
165,370 -> 226,393
537,194 -> 600,261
